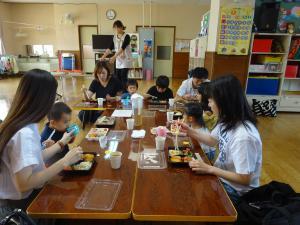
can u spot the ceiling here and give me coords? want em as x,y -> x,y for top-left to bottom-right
1,0 -> 211,4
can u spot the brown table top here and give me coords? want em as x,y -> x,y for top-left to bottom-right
27,103 -> 237,221
27,109 -> 136,219
131,111 -> 237,222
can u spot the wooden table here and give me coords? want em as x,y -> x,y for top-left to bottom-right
27,103 -> 237,222
132,111 -> 237,222
72,101 -> 118,129
27,109 -> 136,219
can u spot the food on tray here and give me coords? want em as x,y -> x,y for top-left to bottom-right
174,111 -> 182,116
169,150 -> 183,156
96,116 -> 114,124
72,161 -> 93,171
64,153 -> 96,172
183,156 -> 193,162
182,141 -> 190,146
83,154 -> 95,162
170,156 -> 182,163
86,128 -> 109,140
168,147 -> 194,164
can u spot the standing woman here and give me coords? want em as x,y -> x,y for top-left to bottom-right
0,69 -> 82,219
101,20 -> 132,90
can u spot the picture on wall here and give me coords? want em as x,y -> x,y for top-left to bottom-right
277,2 -> 300,33
129,33 -> 139,54
143,39 -> 153,58
217,7 -> 253,55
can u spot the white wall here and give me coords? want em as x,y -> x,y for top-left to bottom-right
1,2 -> 210,55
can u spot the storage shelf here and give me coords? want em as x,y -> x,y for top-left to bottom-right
254,33 -> 291,36
287,59 -> 300,62
252,52 -> 288,55
282,91 -> 300,96
249,71 -> 282,74
284,78 -> 300,80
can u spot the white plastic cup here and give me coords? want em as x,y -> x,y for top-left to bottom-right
126,118 -> 135,130
97,98 -> 104,107
169,98 -> 175,107
110,151 -> 122,169
155,136 -> 166,151
166,111 -> 174,122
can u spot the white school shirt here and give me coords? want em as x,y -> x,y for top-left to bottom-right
0,123 -> 45,200
113,33 -> 132,69
176,78 -> 209,97
195,127 -> 216,154
211,122 -> 262,195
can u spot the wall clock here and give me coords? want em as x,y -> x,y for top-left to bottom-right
106,9 -> 116,20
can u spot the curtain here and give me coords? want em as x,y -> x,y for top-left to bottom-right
0,22 -> 6,55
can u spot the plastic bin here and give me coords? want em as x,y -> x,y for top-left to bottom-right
285,65 -> 299,78
246,77 -> 280,95
252,39 -> 273,52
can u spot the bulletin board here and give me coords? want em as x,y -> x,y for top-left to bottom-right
217,7 -> 254,55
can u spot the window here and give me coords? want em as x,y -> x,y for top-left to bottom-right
29,45 -> 54,57
0,38 -> 3,55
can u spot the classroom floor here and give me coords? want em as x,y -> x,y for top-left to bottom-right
1,76 -> 300,192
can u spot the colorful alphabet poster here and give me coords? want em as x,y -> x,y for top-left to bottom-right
217,7 -> 254,55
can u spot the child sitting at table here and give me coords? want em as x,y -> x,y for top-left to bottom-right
41,102 -> 74,166
176,67 -> 209,102
121,79 -> 138,100
197,82 -> 218,131
145,75 -> 173,101
184,102 -> 216,162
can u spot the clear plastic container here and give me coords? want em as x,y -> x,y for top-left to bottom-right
75,179 -> 122,211
137,152 -> 167,169
106,130 -> 126,142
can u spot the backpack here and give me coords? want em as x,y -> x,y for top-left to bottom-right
235,181 -> 300,225
0,209 -> 36,225
252,99 -> 277,117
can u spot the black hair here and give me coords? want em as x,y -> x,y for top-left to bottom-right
198,82 -> 211,112
156,75 -> 169,89
210,75 -> 257,133
192,67 -> 209,79
113,20 -> 126,30
47,102 -> 72,121
94,61 -> 111,81
184,102 -> 205,127
126,79 -> 138,89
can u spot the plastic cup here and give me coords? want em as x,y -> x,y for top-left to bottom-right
99,136 -> 108,149
97,98 -> 104,107
166,111 -> 174,122
126,118 -> 135,130
169,98 -> 175,107
155,136 -> 166,151
110,151 -> 122,169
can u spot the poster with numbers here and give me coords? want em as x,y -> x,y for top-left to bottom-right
217,7 -> 254,55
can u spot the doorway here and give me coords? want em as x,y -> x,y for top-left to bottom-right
136,26 -> 175,78
78,25 -> 98,74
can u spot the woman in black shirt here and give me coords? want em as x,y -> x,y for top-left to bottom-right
79,62 -> 122,123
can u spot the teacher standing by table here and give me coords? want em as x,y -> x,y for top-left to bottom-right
101,20 -> 132,91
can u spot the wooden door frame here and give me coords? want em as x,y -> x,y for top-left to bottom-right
136,25 -> 176,78
78,25 -> 99,72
